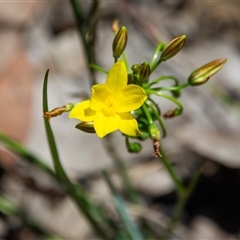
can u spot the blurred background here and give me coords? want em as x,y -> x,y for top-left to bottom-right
1,0 -> 240,239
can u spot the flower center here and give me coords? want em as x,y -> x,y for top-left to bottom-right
101,99 -> 115,116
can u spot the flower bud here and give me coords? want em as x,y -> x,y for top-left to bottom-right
171,89 -> 181,98
127,73 -> 135,84
188,58 -> 227,86
137,131 -> 149,141
160,35 -> 186,61
75,122 -> 96,133
148,124 -> 161,141
131,64 -> 139,74
148,124 -> 162,157
112,26 -> 128,58
139,62 -> 150,83
127,142 -> 142,153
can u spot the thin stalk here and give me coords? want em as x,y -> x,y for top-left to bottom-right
0,134 -> 113,239
146,89 -> 183,115
151,82 -> 189,92
150,42 -> 165,70
102,170 -> 144,240
159,147 -> 186,197
66,185 -> 113,240
151,59 -> 163,73
103,135 -> 140,204
43,70 -> 113,240
0,132 -> 55,178
43,70 -> 70,182
146,101 -> 167,137
90,63 -> 108,74
0,192 -> 64,239
146,75 -> 179,88
160,167 -> 201,240
141,103 -> 153,125
121,52 -> 130,72
69,0 -> 96,85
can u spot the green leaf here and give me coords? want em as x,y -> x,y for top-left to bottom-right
42,70 -> 69,182
0,192 -> 64,239
0,131 -> 55,178
42,70 -> 116,239
102,170 -> 144,240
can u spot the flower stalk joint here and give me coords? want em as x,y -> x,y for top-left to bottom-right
44,103 -> 75,121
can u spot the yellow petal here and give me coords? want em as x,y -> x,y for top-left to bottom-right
90,84 -> 113,111
118,113 -> 141,136
94,111 -> 120,138
115,85 -> 147,113
106,60 -> 127,94
69,100 -> 95,121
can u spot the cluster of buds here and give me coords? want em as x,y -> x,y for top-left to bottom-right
44,21 -> 226,158
128,62 -> 151,85
110,22 -> 226,156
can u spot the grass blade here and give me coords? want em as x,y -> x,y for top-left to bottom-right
42,70 -> 69,182
0,192 -> 64,239
102,170 -> 144,240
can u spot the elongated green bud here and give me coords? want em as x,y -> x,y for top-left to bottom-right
148,124 -> 161,141
148,124 -> 162,157
75,122 -> 96,133
139,62 -> 150,82
112,26 -> 128,58
160,35 -> 186,61
127,73 -> 135,84
188,58 -> 227,86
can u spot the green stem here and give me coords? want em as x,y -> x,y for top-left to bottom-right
150,42 -> 166,70
146,89 -> 183,115
0,192 -> 64,239
160,196 -> 185,240
121,52 -> 130,72
151,82 -> 189,91
103,135 -> 140,204
0,132 -> 55,178
90,63 -> 108,74
0,133 -> 113,240
43,70 -> 70,182
159,147 -> 186,197
141,103 -> 153,125
43,70 -> 113,239
102,170 -> 144,240
160,168 -> 201,239
146,75 -> 179,88
66,185 -> 113,240
146,101 -> 167,137
69,0 -> 96,85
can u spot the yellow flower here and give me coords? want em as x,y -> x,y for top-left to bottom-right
69,60 -> 147,138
